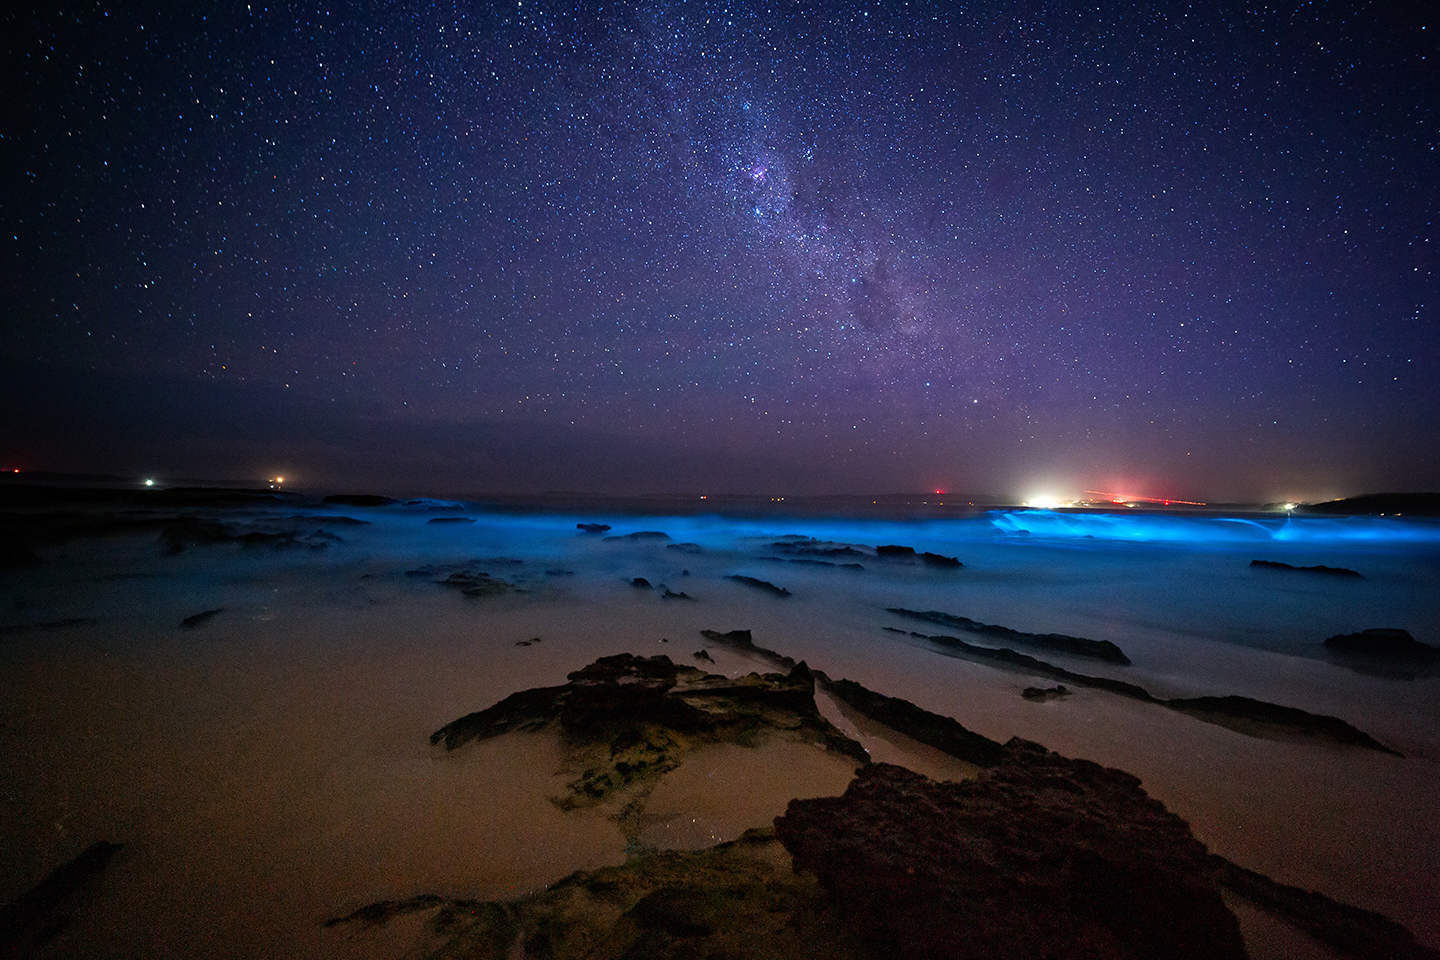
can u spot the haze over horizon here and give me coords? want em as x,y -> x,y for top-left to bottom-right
4,2 -> 1436,503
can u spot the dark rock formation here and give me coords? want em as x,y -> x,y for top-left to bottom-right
1325,628 -> 1440,663
1165,696 -> 1403,756
694,649 -> 714,663
660,587 -> 694,600
157,517 -> 339,554
1251,559 -> 1363,578
180,608 -> 224,629
901,629 -> 1400,755
440,570 -> 515,598
920,551 -> 962,568
699,629 -> 797,670
774,749 -> 1249,960
322,494 -> 397,507
576,522 -> 612,533
768,539 -> 868,559
1211,858 -> 1440,959
515,637 -> 541,647
0,841 -> 123,955
1022,684 -> 1070,701
325,829 -> 868,959
727,574 -> 791,597
426,516 -> 475,524
430,655 -> 866,808
666,542 -> 703,554
604,531 -> 672,542
816,674 -> 1005,767
874,544 -> 915,558
631,577 -> 653,589
888,608 -> 1131,664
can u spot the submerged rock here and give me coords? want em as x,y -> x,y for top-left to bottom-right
604,531 -> 672,542
577,522 -> 612,533
775,748 -> 1249,960
430,654 -> 866,809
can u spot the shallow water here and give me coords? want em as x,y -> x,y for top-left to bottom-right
2,501 -> 1438,957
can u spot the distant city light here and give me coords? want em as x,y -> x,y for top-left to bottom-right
144,479 -> 155,487
1026,497 -> 1062,510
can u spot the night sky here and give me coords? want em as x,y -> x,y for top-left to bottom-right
4,1 -> 1436,501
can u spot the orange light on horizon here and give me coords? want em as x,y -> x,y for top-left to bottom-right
1084,490 -> 1206,506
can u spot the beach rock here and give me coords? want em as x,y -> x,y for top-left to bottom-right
889,608 -> 1131,665
604,531 -> 672,542
0,841 -> 124,956
694,649 -> 714,662
180,608 -> 224,629
661,587 -> 694,600
1251,559 -> 1363,578
768,539 -> 867,559
631,577 -> 653,589
1324,628 -> 1439,662
430,654 -> 866,808
1022,684 -> 1070,701
727,574 -> 791,597
903,628 -> 1401,754
700,629 -> 797,670
325,829 -> 868,959
920,551 -> 962,568
816,674 -> 1005,767
576,522 -> 611,533
440,570 -> 515,598
774,748 -> 1249,960
874,544 -> 916,558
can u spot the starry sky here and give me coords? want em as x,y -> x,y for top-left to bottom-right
4,1 -> 1437,501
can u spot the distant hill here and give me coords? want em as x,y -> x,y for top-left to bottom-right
1297,493 -> 1440,517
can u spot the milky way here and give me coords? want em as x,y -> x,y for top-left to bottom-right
4,1 -> 1436,498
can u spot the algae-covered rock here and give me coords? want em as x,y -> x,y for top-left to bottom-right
326,830 -> 869,960
430,655 -> 866,810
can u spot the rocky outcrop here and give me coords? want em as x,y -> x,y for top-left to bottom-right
774,749 -> 1249,960
604,531 -> 672,542
1251,559 -> 1363,578
899,628 -> 1400,755
576,522 -> 611,533
726,575 -> 791,597
325,829 -> 869,959
430,655 -> 866,809
0,841 -> 123,956
888,608 -> 1131,664
180,608 -> 224,629
699,629 -> 797,670
815,673 -> 1005,767
1325,628 -> 1439,662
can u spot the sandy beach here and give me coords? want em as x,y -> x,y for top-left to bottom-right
3,488 -> 1438,958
